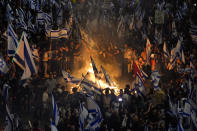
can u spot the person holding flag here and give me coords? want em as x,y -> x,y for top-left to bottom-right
51,94 -> 60,131
13,32 -> 37,80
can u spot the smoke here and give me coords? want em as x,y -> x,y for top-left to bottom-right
70,0 -> 134,88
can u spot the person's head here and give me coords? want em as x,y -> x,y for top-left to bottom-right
72,87 -> 77,93
32,121 -> 39,130
111,89 -> 115,94
105,88 -> 110,95
44,87 -> 48,92
119,89 -> 123,95
124,84 -> 130,94
65,46 -> 69,52
124,44 -> 128,48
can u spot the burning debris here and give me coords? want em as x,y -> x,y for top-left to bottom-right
62,56 -> 119,95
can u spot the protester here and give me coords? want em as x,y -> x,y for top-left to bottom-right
0,0 -> 197,131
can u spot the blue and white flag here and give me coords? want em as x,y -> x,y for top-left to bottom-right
16,8 -> 25,20
56,3 -> 63,26
188,78 -> 192,98
27,21 -> 36,33
191,109 -> 197,129
5,105 -> 14,131
86,95 -> 102,131
79,103 -> 89,131
169,39 -> 185,69
90,56 -> 100,79
168,124 -> 173,131
52,94 -> 60,126
51,122 -> 58,131
168,94 -> 177,116
190,60 -> 197,79
134,74 -> 146,97
37,11 -> 52,28
30,0 -> 40,10
163,42 -> 169,58
27,11 -> 33,22
101,65 -> 114,86
6,3 -> 14,22
151,70 -> 161,90
80,76 -> 102,95
3,84 -> 10,102
7,24 -> 19,56
176,9 -> 183,21
3,84 -> 14,131
183,100 -> 191,117
144,120 -> 148,131
13,32 -> 37,79
46,28 -> 70,39
62,70 -> 81,84
189,22 -> 197,43
32,48 -> 39,60
177,118 -> 184,131
62,70 -> 101,95
0,56 -> 9,75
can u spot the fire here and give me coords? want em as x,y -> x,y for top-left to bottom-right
86,63 -> 119,95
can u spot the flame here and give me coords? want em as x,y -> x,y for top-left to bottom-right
86,63 -> 119,95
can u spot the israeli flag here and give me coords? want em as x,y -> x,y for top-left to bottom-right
175,39 -> 185,63
6,3 -> 14,22
30,0 -> 37,10
62,70 -> 81,84
27,11 -> 33,22
135,74 -> 146,97
190,23 -> 197,43
168,124 -> 173,131
3,84 -> 14,131
7,24 -> 19,56
27,21 -> 36,33
56,3 -> 63,26
190,60 -> 197,79
177,118 -> 184,131
17,18 -> 27,30
52,94 -> 60,126
163,42 -> 169,58
170,39 -> 185,69
80,78 -> 102,95
183,100 -> 191,117
37,11 -> 52,25
32,48 -> 39,60
86,95 -> 102,130
0,56 -> 9,75
151,70 -> 161,90
144,120 -> 148,131
13,32 -> 37,79
3,84 -> 10,102
191,109 -> 197,128
51,121 -> 58,131
16,8 -> 25,20
90,56 -> 99,79
46,28 -> 70,39
168,94 -> 177,116
79,103 -> 89,131
188,79 -> 192,98
101,65 -> 114,86
5,105 -> 14,131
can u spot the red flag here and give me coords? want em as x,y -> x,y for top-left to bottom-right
133,60 -> 144,83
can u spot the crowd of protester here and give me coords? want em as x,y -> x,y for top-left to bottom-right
0,0 -> 197,131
